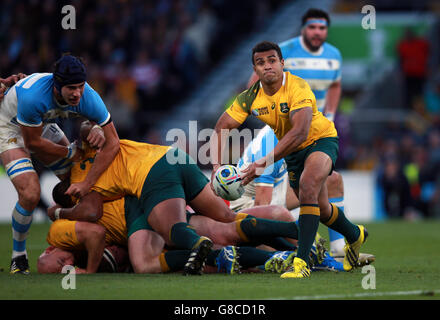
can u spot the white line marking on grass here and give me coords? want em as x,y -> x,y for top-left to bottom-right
269,289 -> 440,300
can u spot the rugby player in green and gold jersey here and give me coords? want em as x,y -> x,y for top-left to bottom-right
210,41 -> 368,278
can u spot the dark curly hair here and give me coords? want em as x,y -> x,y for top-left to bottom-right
251,41 -> 283,65
52,179 -> 75,208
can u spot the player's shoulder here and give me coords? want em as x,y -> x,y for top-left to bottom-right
285,72 -> 310,90
235,80 -> 260,112
16,73 -> 53,104
16,73 -> 52,92
322,42 -> 342,59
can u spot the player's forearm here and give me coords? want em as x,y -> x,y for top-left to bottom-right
56,205 -> 101,222
210,129 -> 226,170
26,136 -> 72,159
324,82 -> 341,117
266,108 -> 312,162
84,235 -> 106,273
268,129 -> 308,163
75,223 -> 106,274
56,192 -> 104,222
83,137 -> 119,187
211,113 -> 239,168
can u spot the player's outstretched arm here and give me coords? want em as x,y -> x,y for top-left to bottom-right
210,112 -> 242,185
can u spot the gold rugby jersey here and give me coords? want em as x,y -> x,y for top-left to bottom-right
71,139 -> 170,199
226,72 -> 337,152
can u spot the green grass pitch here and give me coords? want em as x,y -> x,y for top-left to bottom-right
1,220 -> 440,301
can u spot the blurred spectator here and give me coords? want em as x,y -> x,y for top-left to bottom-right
131,50 -> 163,109
424,73 -> 440,116
377,156 -> 414,219
374,118 -> 440,219
397,28 -> 430,109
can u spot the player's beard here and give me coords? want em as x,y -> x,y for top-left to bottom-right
303,35 -> 324,52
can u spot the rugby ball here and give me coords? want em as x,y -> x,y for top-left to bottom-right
213,165 -> 244,201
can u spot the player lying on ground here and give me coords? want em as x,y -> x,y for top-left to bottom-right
39,201 -> 342,274
67,120 -> 321,274
47,178 -> 305,274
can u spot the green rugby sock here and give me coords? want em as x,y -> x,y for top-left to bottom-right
169,222 -> 202,249
237,216 -> 299,242
160,250 -> 191,272
160,250 -> 223,272
297,205 -> 321,266
323,204 -> 360,244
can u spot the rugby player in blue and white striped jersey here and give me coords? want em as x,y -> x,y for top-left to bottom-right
0,54 -> 120,274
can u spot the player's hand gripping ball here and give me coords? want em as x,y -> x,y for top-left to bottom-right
212,165 -> 244,201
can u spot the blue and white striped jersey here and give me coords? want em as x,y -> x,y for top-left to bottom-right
0,73 -> 110,128
279,36 -> 342,112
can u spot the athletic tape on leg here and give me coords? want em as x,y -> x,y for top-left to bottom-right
5,158 -> 35,179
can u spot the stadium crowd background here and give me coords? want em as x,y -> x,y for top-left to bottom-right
1,0 -> 440,220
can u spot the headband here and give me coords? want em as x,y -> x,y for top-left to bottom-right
303,19 -> 328,27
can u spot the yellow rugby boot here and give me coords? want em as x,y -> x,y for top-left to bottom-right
343,225 -> 368,271
280,257 -> 311,279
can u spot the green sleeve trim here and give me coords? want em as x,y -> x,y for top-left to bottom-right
236,81 -> 260,113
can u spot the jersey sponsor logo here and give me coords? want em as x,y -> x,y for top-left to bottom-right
252,106 -> 269,116
280,103 -> 289,113
284,58 -> 340,71
7,138 -> 18,144
43,108 -> 80,121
